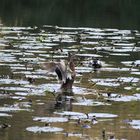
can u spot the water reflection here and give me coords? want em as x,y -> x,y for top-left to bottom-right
0,25 -> 140,140
0,0 -> 140,29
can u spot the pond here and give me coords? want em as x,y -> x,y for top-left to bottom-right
0,1 -> 140,140
0,24 -> 140,140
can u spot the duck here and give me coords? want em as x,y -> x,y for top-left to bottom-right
0,123 -> 11,129
41,53 -> 76,94
90,57 -> 102,69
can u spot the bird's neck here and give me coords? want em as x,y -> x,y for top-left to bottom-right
69,60 -> 75,72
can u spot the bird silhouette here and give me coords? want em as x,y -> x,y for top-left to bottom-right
90,57 -> 102,69
41,53 -> 76,94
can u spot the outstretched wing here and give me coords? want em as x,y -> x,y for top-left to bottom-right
41,61 -> 67,83
41,62 -> 57,72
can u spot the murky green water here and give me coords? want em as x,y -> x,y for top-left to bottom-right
0,25 -> 140,140
0,1 -> 140,139
0,0 -> 140,29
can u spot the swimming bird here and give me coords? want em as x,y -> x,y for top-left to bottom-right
41,53 -> 76,94
90,57 -> 102,69
0,123 -> 11,129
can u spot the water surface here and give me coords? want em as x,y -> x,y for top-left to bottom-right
0,25 -> 140,140
0,0 -> 140,29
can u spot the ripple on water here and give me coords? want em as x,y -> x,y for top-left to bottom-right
63,132 -> 88,138
0,106 -> 31,112
73,97 -> 110,106
109,53 -> 130,56
103,93 -> 140,102
14,92 -> 29,96
128,120 -> 140,130
76,53 -> 102,58
54,111 -> 85,117
26,126 -> 63,133
113,43 -> 135,46
0,87 -> 29,92
88,113 -> 118,118
54,111 -> 118,120
0,113 -> 12,117
91,77 -> 139,87
94,81 -> 120,87
131,72 -> 140,75
33,117 -> 68,123
75,66 -> 93,73
11,96 -> 26,100
0,79 -> 29,85
100,67 -> 138,72
0,25 -> 140,139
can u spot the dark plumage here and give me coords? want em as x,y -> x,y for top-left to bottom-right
91,57 -> 102,68
55,67 -> 63,80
